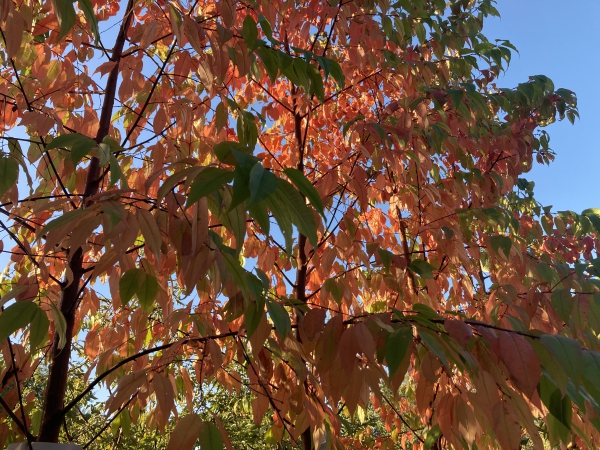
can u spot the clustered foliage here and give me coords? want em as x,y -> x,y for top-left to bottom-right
0,0 -> 598,448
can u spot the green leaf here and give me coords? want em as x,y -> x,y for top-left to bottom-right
109,154 -> 128,187
266,299 -> 291,339
0,301 -> 39,342
29,306 -> 49,351
258,15 -> 275,44
306,63 -> 325,102
490,235 -> 512,258
120,269 -> 145,306
0,155 -> 19,198
213,141 -> 252,165
418,330 -> 448,367
550,289 -> 574,323
255,47 -> 279,83
77,0 -> 100,43
222,253 -> 251,301
244,300 -> 264,338
138,274 -> 158,312
198,422 -> 224,450
409,259 -> 437,279
55,0 -> 76,39
49,302 -> 67,350
248,201 -> 270,235
242,15 -> 258,52
283,168 -> 324,216
324,278 -> 343,304
273,179 -> 318,247
376,248 -> 393,272
264,194 -> 293,254
157,166 -> 203,204
536,262 -> 555,284
539,375 -> 571,428
46,133 -> 94,153
385,326 -> 412,377
186,168 -> 235,207
541,335 -> 582,384
38,209 -> 94,237
215,102 -> 228,131
248,164 -> 277,206
424,424 -> 442,450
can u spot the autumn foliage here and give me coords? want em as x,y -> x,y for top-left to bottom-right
0,0 -> 598,448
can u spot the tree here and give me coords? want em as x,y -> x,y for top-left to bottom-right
0,0 -> 596,447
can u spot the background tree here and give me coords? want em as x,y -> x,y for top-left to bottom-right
0,0 -> 597,448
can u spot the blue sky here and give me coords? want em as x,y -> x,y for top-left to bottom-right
484,0 -> 600,213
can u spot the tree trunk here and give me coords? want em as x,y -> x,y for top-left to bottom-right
37,0 -> 134,441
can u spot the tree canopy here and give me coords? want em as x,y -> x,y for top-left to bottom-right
0,0 -> 597,448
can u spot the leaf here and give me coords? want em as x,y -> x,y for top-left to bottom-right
490,235 -> 512,258
443,318 -> 473,346
423,424 -> 442,450
248,164 -> 277,205
273,179 -> 318,247
499,332 -> 541,397
535,262 -> 555,284
323,278 -> 343,304
550,288 -> 574,323
0,301 -> 39,342
248,201 -> 270,235
137,209 -> 162,261
47,133 -> 97,165
0,285 -> 28,308
264,193 -> 293,253
256,47 -> 279,83
77,0 -> 100,43
266,299 -> 291,339
4,10 -> 25,58
385,326 -> 412,377
29,307 -> 50,350
222,253 -> 251,301
283,168 -> 324,216
409,259 -> 437,279
152,372 -> 175,423
39,209 -> 94,238
167,414 -> 204,450
242,15 -> 258,52
418,330 -> 448,367
540,335 -> 582,385
0,155 -> 19,198
492,401 -> 521,450
138,274 -> 159,312
55,0 -> 77,39
539,375 -> 572,428
187,168 -> 235,207
49,301 -> 67,350
119,268 -> 145,306
198,421 -> 224,450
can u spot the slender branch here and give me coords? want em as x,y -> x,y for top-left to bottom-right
0,392 -> 35,442
82,395 -> 136,449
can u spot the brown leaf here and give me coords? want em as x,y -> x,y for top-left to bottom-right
499,332 -> 540,397
444,318 -> 473,346
137,208 -> 162,261
152,372 -> 175,428
167,414 -> 203,450
491,401 -> 521,450
4,9 -> 25,58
